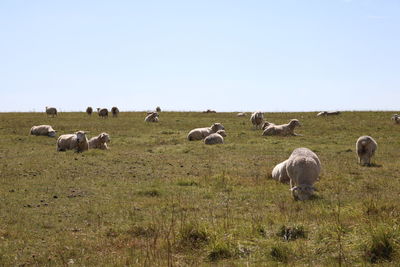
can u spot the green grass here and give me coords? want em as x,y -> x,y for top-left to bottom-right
1,111 -> 400,265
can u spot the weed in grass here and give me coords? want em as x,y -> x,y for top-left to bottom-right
138,189 -> 161,197
277,225 -> 306,241
178,223 -> 209,250
208,242 -> 233,262
270,244 -> 291,263
364,228 -> 394,263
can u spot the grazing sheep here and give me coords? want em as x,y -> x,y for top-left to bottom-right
145,112 -> 159,122
317,111 -> 341,116
237,112 -> 246,117
57,131 -> 88,152
30,125 -> 57,137
156,106 -> 161,112
86,107 -> 93,115
203,109 -> 216,113
204,130 -> 226,145
45,106 -> 57,117
356,136 -> 377,166
391,114 -> 400,124
88,132 -> 110,150
286,148 -> 321,201
111,107 -> 119,117
97,108 -> 108,118
187,123 -> 225,141
262,119 -> 301,136
271,160 -> 290,184
250,112 -> 264,129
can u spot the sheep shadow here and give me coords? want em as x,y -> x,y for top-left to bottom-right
361,163 -> 382,168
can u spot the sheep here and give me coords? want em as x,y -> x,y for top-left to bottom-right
30,125 -> 57,137
262,119 -> 301,136
250,112 -> 264,129
391,114 -> 400,124
261,121 -> 275,130
86,107 -> 93,115
45,106 -> 57,117
88,132 -> 110,150
156,106 -> 161,112
237,112 -> 246,117
111,106 -> 119,117
203,109 -> 216,113
56,131 -> 88,152
356,136 -> 377,166
286,148 -> 321,201
97,108 -> 108,118
317,111 -> 341,116
204,130 -> 226,145
145,112 -> 159,122
271,160 -> 290,184
187,123 -> 225,141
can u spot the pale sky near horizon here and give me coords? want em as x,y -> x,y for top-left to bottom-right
1,0 -> 399,112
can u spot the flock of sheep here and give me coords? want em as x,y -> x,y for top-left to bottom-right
33,107 -> 386,201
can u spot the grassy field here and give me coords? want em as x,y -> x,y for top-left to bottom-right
1,111 -> 400,266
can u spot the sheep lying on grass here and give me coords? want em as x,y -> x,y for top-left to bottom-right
97,108 -> 108,118
88,132 -> 110,150
145,112 -> 159,122
262,119 -> 301,136
204,130 -> 226,145
187,123 -> 225,141
30,125 -> 57,137
356,136 -> 377,166
237,112 -> 246,117
57,131 -> 88,152
45,106 -> 57,117
271,160 -> 290,184
286,148 -> 321,201
391,114 -> 400,124
250,112 -> 264,129
261,121 -> 275,130
86,107 -> 93,115
317,111 -> 341,116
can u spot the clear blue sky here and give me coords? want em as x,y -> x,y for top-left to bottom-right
1,0 -> 399,112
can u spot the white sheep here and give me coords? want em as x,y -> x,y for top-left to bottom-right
250,112 -> 264,129
262,119 -> 301,136
187,123 -> 225,141
261,121 -> 275,130
30,125 -> 57,137
145,112 -> 159,122
204,130 -> 226,145
237,112 -> 246,117
86,107 -> 93,115
97,108 -> 108,118
57,131 -> 89,152
356,136 -> 377,166
111,107 -> 119,117
391,114 -> 400,124
271,160 -> 290,184
286,148 -> 321,201
88,132 -> 110,150
317,111 -> 341,116
45,106 -> 57,117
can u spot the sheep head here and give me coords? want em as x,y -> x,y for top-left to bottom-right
216,130 -> 227,137
289,119 -> 301,127
75,131 -> 87,143
211,123 -> 224,132
290,185 -> 316,201
100,133 -> 110,143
